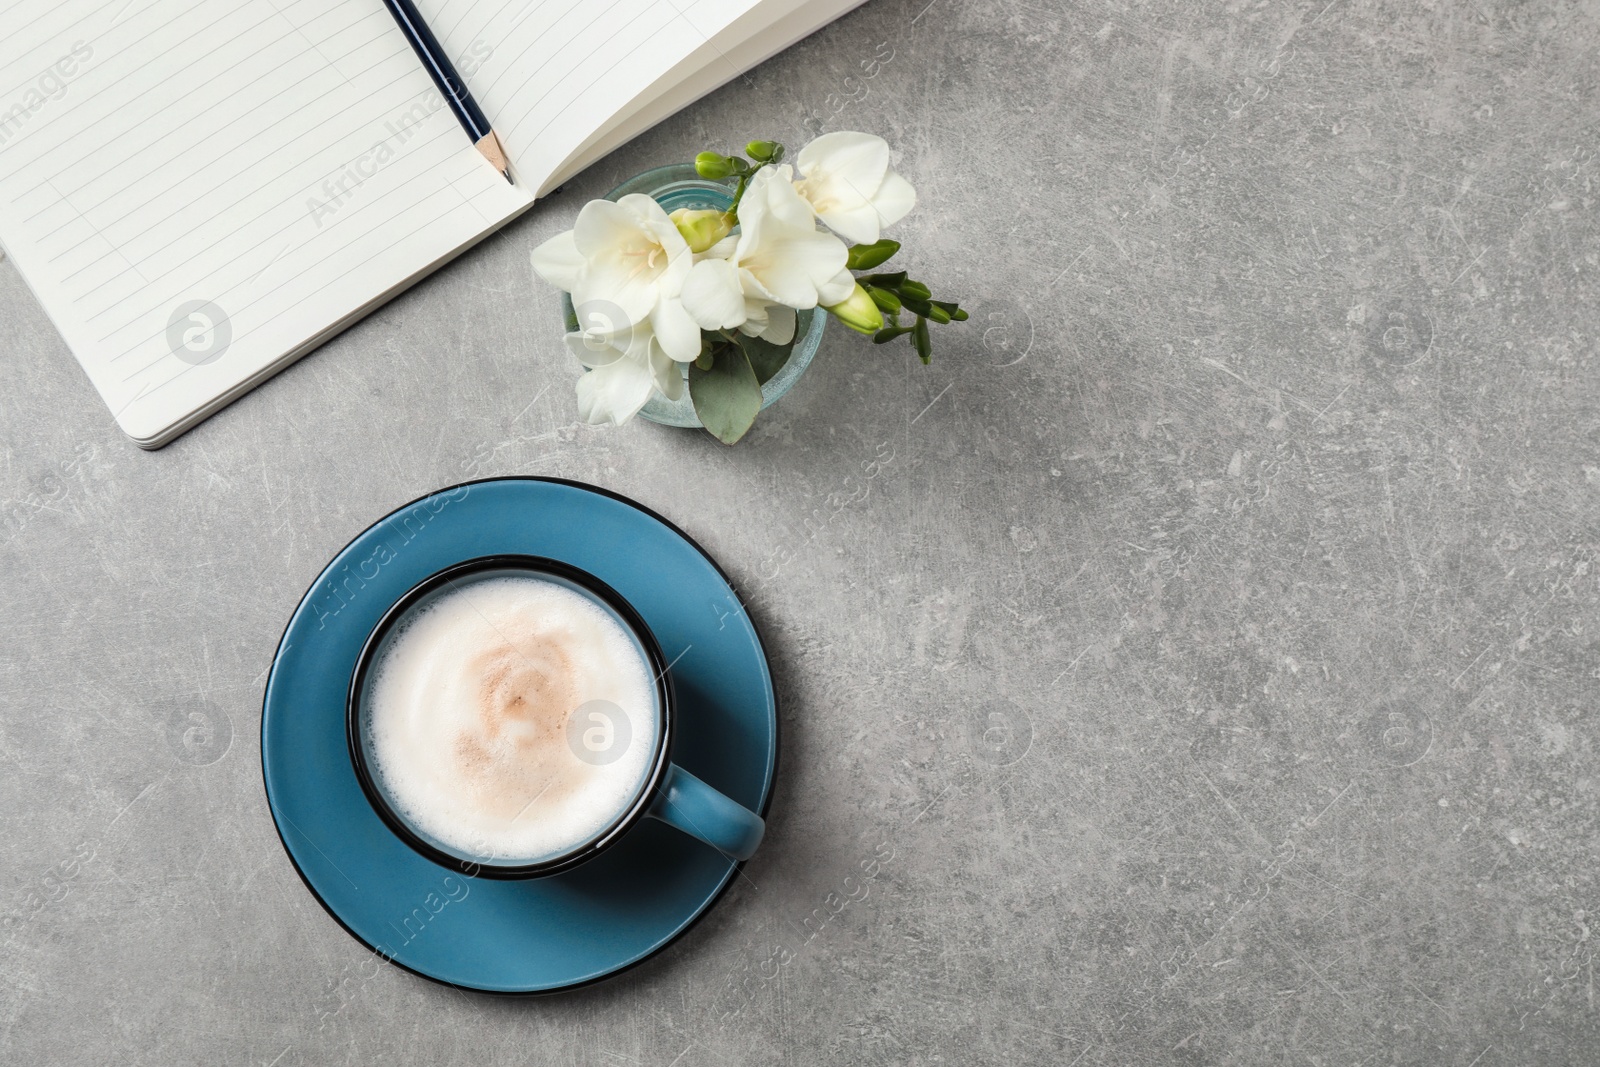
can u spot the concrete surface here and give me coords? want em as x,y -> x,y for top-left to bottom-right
3,0 -> 1599,1063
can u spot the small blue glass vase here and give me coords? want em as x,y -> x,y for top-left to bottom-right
560,163 -> 826,429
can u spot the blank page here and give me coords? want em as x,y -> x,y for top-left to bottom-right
424,0 -> 774,195
552,0 -> 863,188
0,0 -> 533,445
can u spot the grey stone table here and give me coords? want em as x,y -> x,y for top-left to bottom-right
3,1 -> 1597,1063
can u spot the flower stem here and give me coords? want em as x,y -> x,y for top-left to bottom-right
725,161 -> 769,224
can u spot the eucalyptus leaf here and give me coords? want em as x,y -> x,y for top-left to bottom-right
689,343 -> 763,444
736,332 -> 793,385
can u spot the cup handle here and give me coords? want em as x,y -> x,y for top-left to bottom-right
647,764 -> 765,861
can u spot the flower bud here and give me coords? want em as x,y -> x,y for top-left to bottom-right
745,140 -> 782,163
866,285 -> 901,315
823,283 -> 885,335
670,208 -> 733,253
846,239 -> 900,271
695,152 -> 735,179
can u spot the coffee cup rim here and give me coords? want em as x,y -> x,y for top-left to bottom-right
346,553 -> 675,880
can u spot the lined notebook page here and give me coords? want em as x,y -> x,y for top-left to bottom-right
0,0 -> 800,445
0,0 -> 532,444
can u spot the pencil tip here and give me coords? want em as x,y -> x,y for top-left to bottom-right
475,130 -> 512,185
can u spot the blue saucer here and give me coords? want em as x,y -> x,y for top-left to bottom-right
261,478 -> 777,994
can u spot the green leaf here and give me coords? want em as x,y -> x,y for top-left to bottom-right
925,304 -> 952,325
912,316 -> 932,363
873,326 -> 914,344
689,343 -> 763,444
899,280 -> 932,302
736,332 -> 793,384
846,239 -> 901,271
860,270 -> 907,288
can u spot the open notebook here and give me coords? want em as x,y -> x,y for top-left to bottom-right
0,0 -> 863,447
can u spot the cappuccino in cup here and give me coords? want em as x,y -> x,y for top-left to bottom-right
361,572 -> 659,865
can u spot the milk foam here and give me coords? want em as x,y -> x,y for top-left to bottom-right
365,574 -> 658,864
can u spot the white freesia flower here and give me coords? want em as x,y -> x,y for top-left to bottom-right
530,194 -> 701,362
793,131 -> 916,245
679,166 -> 851,341
740,300 -> 798,346
565,320 -> 683,426
679,251 -> 743,329
738,166 -> 856,308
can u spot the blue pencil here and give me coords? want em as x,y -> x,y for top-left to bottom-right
380,0 -> 513,184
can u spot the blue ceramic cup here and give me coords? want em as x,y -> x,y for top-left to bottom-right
347,554 -> 765,879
